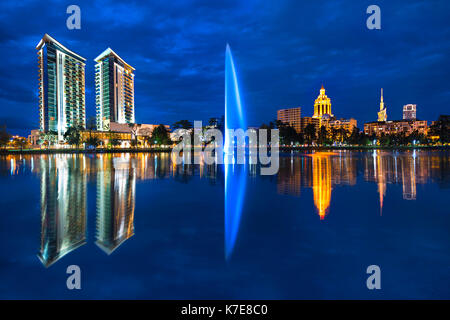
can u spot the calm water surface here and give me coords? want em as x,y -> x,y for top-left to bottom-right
0,150 -> 449,299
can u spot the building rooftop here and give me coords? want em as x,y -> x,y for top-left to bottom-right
365,119 -> 425,124
36,34 -> 86,62
94,48 -> 135,70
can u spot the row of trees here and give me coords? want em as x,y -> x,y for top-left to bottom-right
259,120 -> 439,147
38,123 -> 173,149
0,126 -> 30,150
2,114 -> 448,151
170,116 -> 449,147
0,126 -> 11,150
429,115 -> 450,143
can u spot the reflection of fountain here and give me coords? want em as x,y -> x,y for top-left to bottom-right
224,44 -> 247,260
38,155 -> 87,267
96,155 -> 136,255
310,153 -> 333,220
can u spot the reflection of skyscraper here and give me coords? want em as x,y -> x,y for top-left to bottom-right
38,155 -> 87,267
96,155 -> 136,254
277,156 -> 302,196
95,48 -> 135,131
311,153 -> 332,220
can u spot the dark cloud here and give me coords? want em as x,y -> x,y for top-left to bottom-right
0,0 -> 449,136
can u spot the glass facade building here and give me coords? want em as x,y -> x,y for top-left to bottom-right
95,48 -> 135,131
36,34 -> 86,141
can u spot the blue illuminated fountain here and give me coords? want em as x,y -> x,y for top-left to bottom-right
224,44 -> 247,260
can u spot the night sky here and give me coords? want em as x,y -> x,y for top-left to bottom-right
0,0 -> 449,136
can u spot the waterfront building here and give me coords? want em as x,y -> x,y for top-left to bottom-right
403,104 -> 417,120
95,48 -> 135,131
313,85 -> 333,119
364,119 -> 428,136
377,88 -> 387,122
36,34 -> 86,141
277,107 -> 302,133
28,129 -> 41,146
323,118 -> 357,132
29,123 -> 169,148
300,117 -> 321,134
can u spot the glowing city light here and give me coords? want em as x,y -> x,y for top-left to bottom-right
224,44 -> 247,260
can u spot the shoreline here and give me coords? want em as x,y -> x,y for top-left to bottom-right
0,145 -> 448,155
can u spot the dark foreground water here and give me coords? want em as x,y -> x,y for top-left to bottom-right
0,150 -> 449,299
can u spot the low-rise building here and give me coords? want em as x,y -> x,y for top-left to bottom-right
323,118 -> 357,132
364,119 -> 428,136
300,117 -> 321,134
109,122 -> 170,137
28,129 -> 41,146
28,122 -> 171,148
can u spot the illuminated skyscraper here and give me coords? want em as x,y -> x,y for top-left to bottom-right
95,48 -> 135,131
96,156 -> 136,254
313,85 -> 333,119
38,155 -> 87,267
36,34 -> 86,141
377,88 -> 387,122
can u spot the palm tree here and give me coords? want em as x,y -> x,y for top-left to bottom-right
39,131 -> 57,149
173,120 -> 193,129
12,137 -> 29,151
304,124 -> 316,145
64,126 -> 83,149
128,123 -> 140,148
0,126 -> 11,150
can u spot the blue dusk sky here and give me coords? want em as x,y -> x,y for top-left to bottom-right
0,0 -> 449,135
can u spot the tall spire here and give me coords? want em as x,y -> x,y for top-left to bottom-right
378,88 -> 387,122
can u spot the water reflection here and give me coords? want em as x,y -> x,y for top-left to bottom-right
224,158 -> 247,260
277,150 -> 449,219
0,150 -> 448,266
310,153 -> 333,220
38,154 -> 87,267
96,155 -> 136,254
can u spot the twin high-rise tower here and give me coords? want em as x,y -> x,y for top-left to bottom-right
36,34 -> 135,138
37,34 -> 86,140
94,48 -> 135,131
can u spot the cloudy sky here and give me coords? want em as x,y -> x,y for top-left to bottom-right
0,0 -> 449,135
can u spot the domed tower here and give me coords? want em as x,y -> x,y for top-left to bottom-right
313,85 -> 333,119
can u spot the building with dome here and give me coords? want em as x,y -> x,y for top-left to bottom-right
313,85 -> 333,119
